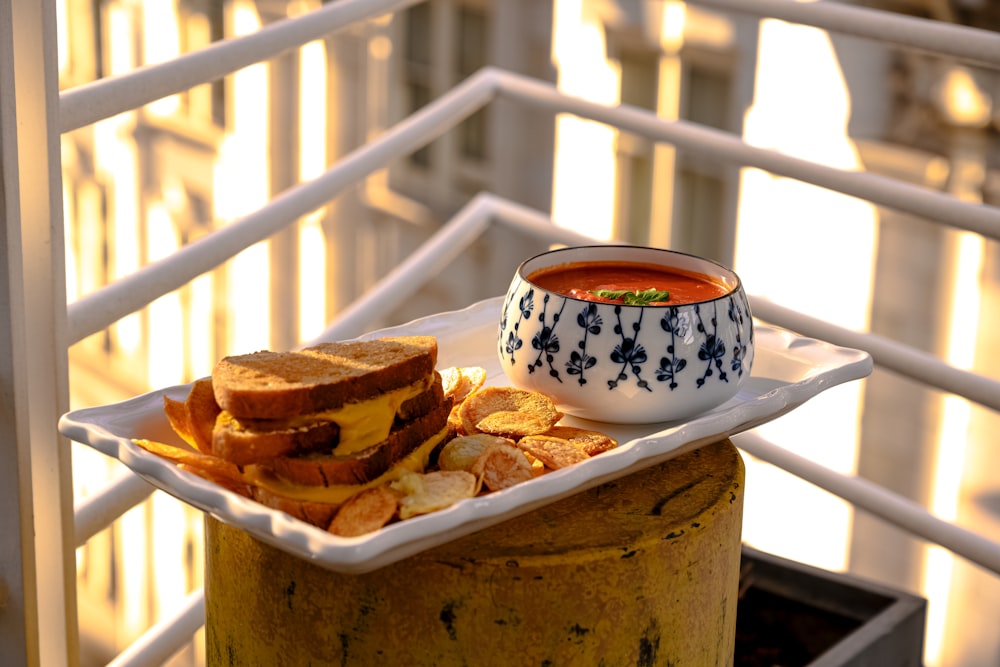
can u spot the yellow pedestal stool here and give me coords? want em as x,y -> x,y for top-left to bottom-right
205,438 -> 745,666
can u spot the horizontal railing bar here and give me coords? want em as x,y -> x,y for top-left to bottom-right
735,430 -> 1000,576
59,0 -> 425,134
317,186 -> 999,415
688,0 -> 1000,69
483,194 -> 1000,414
74,471 -> 154,548
492,69 -> 1000,241
750,296 -> 1000,414
311,192 -> 604,343
66,68 -> 1000,346
58,0 -> 1000,136
482,193 -> 1000,413
105,589 -> 205,667
65,68 -> 497,345
487,193 -> 616,246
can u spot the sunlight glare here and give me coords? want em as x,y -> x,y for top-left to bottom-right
151,491 -> 190,624
119,502 -> 150,642
938,67 -> 991,128
189,272 -> 215,377
551,0 -> 619,241
299,39 -> 328,182
215,1 -> 271,354
63,174 -> 78,303
97,4 -> 145,354
660,1 -> 686,51
57,0 -> 69,75
299,218 -> 327,340
923,231 -> 984,665
736,19 -> 877,573
297,36 -> 329,341
146,204 -> 184,389
142,0 -> 182,116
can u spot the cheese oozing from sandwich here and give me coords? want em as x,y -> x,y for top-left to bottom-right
243,426 -> 449,505
312,374 -> 434,456
223,374 -> 434,457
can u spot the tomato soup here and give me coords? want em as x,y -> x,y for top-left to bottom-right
526,260 -> 730,305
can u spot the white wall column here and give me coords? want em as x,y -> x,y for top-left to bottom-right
0,0 -> 76,664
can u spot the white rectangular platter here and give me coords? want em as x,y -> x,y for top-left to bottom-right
59,296 -> 872,573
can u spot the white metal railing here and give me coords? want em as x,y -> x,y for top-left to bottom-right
3,1 -> 74,666
4,0 -> 1000,664
73,473 -> 155,549
733,431 -> 1000,575
689,0 -> 1000,67
749,297 -> 1000,414
103,591 -> 205,667
64,63 -> 1000,404
67,65 -> 1000,346
57,0 -> 426,134
77,191 -> 1000,666
66,182 -> 1000,663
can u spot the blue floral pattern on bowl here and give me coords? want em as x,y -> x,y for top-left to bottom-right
498,245 -> 755,424
502,289 -> 752,391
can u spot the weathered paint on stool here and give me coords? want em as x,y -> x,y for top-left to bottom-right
205,438 -> 744,666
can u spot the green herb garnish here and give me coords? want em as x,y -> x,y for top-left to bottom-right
590,288 -> 671,305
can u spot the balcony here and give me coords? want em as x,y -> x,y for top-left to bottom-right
3,0 -> 1000,665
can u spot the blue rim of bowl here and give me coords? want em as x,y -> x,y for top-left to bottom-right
516,244 -> 744,306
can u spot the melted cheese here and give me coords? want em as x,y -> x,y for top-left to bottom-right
225,375 -> 432,456
314,376 -> 432,456
243,427 -> 449,505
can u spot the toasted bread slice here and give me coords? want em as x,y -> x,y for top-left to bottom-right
211,415 -> 341,467
213,336 -> 438,420
267,398 -> 453,487
212,378 -> 445,466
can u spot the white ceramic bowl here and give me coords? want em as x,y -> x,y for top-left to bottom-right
497,245 -> 754,424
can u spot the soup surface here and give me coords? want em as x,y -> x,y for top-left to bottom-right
526,260 -> 730,306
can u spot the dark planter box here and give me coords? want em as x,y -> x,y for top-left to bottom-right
736,545 -> 927,666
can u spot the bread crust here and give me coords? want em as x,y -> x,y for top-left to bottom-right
212,417 -> 341,467
211,375 -> 445,466
266,398 -> 453,487
212,336 -> 438,419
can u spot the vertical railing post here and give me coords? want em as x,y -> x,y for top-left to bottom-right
1,1 -> 39,661
1,0 -> 77,665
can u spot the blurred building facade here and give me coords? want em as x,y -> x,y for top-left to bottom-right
59,1 -> 1000,665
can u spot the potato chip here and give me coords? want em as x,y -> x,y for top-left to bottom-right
186,377 -> 221,453
328,486 -> 399,537
135,438 -> 247,491
516,435 -> 589,470
476,411 -> 555,438
163,377 -> 219,453
543,425 -> 618,456
447,402 -> 465,435
459,386 -> 561,438
163,396 -> 195,447
440,366 -> 463,398
392,470 -> 478,519
438,433 -> 513,472
529,457 -> 546,476
390,470 -> 424,496
471,441 -> 534,491
440,366 -> 487,404
518,449 -> 547,476
177,463 -> 252,498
